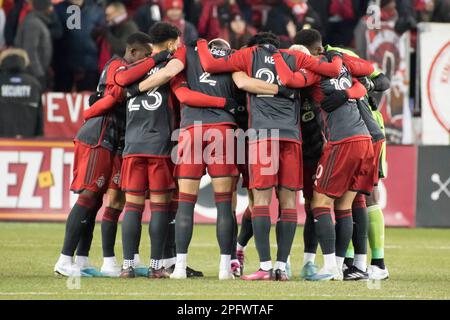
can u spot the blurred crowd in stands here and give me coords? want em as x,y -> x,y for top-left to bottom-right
0,0 -> 449,137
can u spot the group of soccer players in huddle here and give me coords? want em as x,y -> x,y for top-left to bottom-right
54,21 -> 391,282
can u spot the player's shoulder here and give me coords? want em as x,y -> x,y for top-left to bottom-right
108,57 -> 127,71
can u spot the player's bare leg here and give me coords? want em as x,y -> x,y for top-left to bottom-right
171,178 -> 200,279
99,188 -> 125,277
242,188 -> 274,280
148,191 -> 172,278
273,187 -> 298,281
334,191 -> 357,274
54,190 -> 102,277
365,186 -> 389,279
210,177 -> 235,280
120,193 -> 145,278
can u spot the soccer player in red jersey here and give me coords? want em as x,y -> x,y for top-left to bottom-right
54,33 -> 153,277
272,43 -> 375,280
129,31 -> 294,279
194,32 -> 344,280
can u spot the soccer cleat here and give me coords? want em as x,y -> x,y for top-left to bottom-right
242,269 -> 273,281
119,267 -> 135,278
274,269 -> 289,281
169,267 -> 187,279
236,250 -> 245,274
148,267 -> 170,279
186,266 -> 204,278
100,259 -> 121,277
308,266 -> 342,281
166,265 -> 203,278
368,265 -> 389,280
100,264 -> 121,278
300,261 -> 319,280
134,265 -> 149,277
54,261 -> 83,277
231,261 -> 241,277
219,270 -> 235,280
344,265 -> 369,281
81,266 -> 103,277
285,260 -> 292,278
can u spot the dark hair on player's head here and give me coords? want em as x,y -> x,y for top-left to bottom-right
148,22 -> 181,44
293,29 -> 322,47
126,32 -> 152,46
246,32 -> 280,48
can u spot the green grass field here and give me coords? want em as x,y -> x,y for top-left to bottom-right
1,222 -> 450,300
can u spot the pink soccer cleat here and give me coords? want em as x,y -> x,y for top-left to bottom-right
242,269 -> 273,281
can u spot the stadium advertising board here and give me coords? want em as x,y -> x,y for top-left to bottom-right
416,146 -> 450,227
43,92 -> 90,139
0,140 -> 416,227
418,23 -> 450,145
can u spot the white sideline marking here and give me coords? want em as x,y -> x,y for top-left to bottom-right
0,291 -> 446,300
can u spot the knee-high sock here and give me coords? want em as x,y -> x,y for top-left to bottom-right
252,206 -> 271,262
215,192 -> 234,255
368,204 -> 385,260
276,209 -> 298,263
149,202 -> 170,263
61,194 -> 98,256
76,198 -> 103,257
231,211 -> 238,260
303,203 -> 318,254
101,207 -> 122,257
135,215 -> 142,255
237,206 -> 253,247
175,193 -> 197,254
121,202 -> 144,261
352,194 -> 368,255
163,203 -> 177,260
311,207 -> 335,255
335,209 -> 353,258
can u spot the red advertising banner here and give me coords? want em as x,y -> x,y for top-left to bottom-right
43,92 -> 91,138
0,140 -> 416,227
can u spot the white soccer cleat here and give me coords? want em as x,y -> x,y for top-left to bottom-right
219,270 -> 235,280
316,266 -> 343,281
368,265 -> 389,280
54,261 -> 82,277
101,263 -> 121,277
170,267 -> 187,279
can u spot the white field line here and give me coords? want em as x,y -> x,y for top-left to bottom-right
0,291 -> 444,299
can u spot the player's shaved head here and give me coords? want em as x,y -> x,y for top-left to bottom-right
246,32 -> 280,48
208,38 -> 231,50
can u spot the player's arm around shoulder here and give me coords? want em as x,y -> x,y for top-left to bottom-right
232,71 -> 278,95
138,57 -> 185,92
